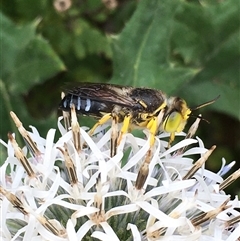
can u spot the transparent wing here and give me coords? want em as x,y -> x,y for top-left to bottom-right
63,83 -> 135,108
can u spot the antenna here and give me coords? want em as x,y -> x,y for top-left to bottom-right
190,95 -> 220,111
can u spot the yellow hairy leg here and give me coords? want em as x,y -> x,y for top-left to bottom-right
88,113 -> 112,136
117,114 -> 131,145
168,132 -> 175,149
146,117 -> 159,147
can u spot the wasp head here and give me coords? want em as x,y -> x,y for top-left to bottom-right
162,97 -> 191,134
162,95 -> 219,135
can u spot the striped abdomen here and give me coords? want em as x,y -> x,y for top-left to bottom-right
59,94 -> 112,118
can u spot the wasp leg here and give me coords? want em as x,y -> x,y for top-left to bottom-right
117,114 -> 132,146
167,132 -> 175,149
88,113 -> 112,136
146,116 -> 159,147
88,112 -> 119,157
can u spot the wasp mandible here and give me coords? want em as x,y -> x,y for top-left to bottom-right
59,83 -> 218,157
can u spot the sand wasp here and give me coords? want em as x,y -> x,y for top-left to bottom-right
59,83 -> 218,157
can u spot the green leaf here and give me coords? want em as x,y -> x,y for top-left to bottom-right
180,80 -> 240,119
73,19 -> 112,59
111,0 -> 240,120
0,12 -> 65,94
174,0 -> 240,120
0,12 -> 65,142
111,0 -> 199,92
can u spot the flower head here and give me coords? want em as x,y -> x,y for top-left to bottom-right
0,110 -> 239,241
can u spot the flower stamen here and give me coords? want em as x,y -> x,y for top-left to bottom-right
0,186 -> 28,215
10,111 -> 41,158
71,104 -> 81,153
183,145 -> 216,180
57,143 -> 78,186
219,168 -> 240,191
191,198 -> 231,226
8,132 -> 35,177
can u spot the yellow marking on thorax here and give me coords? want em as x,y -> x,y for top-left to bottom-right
153,101 -> 167,115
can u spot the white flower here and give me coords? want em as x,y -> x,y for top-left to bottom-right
0,111 -> 239,241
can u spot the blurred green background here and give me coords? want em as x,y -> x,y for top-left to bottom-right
0,0 -> 239,195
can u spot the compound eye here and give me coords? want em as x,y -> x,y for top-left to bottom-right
163,111 -> 182,133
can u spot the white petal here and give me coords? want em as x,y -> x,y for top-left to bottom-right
80,128 -> 103,157
55,131 -> 72,147
11,226 -> 27,241
36,195 -> 86,214
104,190 -> 129,199
127,223 -> 141,241
201,169 -> 223,184
96,128 -> 111,149
57,116 -> 67,136
218,160 -> 236,176
72,206 -> 99,219
145,179 -> 196,199
162,157 -> 194,166
0,139 -> 8,148
122,139 -> 149,171
43,128 -> 56,168
125,133 -> 140,153
7,134 -> 15,157
137,201 -> 185,227
226,224 -> 240,241
159,139 -> 198,158
76,220 -> 95,240
100,221 -> 120,240
91,231 -> 111,241
183,147 -> 208,156
66,219 -> 78,241
22,215 -> 37,241
0,161 -> 9,187
37,221 -> 66,241
105,204 -> 139,219
11,164 -> 25,188
91,231 -> 119,241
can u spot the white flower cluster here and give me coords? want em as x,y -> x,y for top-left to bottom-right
0,111 -> 239,241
